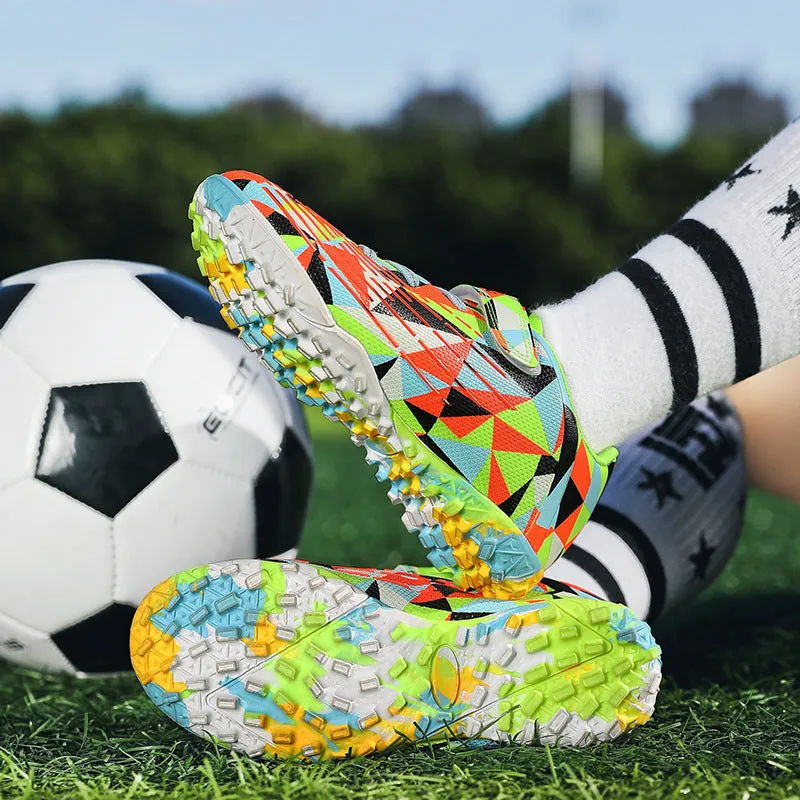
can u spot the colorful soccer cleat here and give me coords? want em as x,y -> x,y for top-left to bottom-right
131,559 -> 661,760
189,174 -> 617,598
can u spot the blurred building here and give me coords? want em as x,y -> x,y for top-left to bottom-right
690,80 -> 788,137
391,87 -> 491,134
230,92 -> 318,126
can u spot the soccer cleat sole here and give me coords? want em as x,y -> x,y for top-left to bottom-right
131,559 -> 662,760
189,177 -> 544,600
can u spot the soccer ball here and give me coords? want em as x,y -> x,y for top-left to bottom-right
0,260 -> 312,676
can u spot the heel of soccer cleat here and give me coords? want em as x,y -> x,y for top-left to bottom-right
188,183 -> 544,600
131,559 -> 661,760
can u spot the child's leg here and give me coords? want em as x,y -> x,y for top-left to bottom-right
537,120 -> 800,452
547,392 -> 747,622
726,354 -> 800,505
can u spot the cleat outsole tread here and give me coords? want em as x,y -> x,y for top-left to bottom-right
132,558 -> 661,761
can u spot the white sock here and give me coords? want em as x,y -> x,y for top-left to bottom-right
537,119 -> 800,452
546,392 -> 746,622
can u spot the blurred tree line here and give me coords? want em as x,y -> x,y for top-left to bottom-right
0,82 -> 781,304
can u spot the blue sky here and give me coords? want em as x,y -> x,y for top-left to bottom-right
3,0 -> 798,143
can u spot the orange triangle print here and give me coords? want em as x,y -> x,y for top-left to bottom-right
522,512 -> 550,551
488,453 -> 510,504
492,417 -> 549,456
554,507 -> 582,545
406,390 -> 446,417
225,170 -> 260,182
570,444 -> 591,491
440,415 -> 490,438
404,340 -> 472,387
253,199 -> 283,223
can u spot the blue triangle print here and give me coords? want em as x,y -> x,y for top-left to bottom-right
370,353 -> 396,367
456,598 -> 521,615
583,461 -> 604,511
454,361 -> 492,391
243,183 -> 282,213
422,371 -> 450,391
400,359 -> 437,399
534,468 -> 572,529
463,348 -> 528,400
328,270 -> 360,308
429,436 -> 490,483
533,379 -> 563,451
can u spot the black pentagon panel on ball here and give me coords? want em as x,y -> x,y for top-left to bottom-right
0,283 -> 33,331
253,429 -> 313,557
135,272 -> 231,333
52,603 -> 137,674
36,382 -> 178,517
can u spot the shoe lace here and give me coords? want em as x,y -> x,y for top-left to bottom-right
358,244 -> 539,375
358,244 -> 468,311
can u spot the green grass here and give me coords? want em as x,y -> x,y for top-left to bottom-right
2,413 -> 800,799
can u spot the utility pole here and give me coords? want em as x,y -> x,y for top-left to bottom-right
569,0 -> 605,186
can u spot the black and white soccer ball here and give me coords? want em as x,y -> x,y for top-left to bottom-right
0,260 -> 312,676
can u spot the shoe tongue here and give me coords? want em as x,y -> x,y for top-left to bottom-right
451,285 -> 541,375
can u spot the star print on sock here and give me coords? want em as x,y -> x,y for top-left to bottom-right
636,467 -> 683,509
768,186 -> 800,240
688,534 -> 716,580
725,162 -> 761,190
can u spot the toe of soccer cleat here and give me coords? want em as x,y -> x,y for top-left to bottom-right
189,174 -> 615,599
131,559 -> 661,760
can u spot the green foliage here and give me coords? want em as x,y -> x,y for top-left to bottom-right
0,99 -> 761,306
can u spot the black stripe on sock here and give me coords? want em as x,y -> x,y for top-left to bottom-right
590,505 -> 667,623
561,544 -> 626,605
618,258 -> 699,410
668,218 -> 761,382
639,434 -> 712,489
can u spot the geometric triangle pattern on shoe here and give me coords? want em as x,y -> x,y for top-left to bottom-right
190,172 -> 618,598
